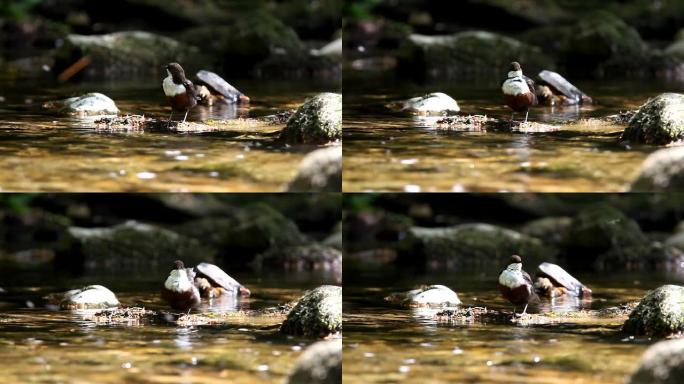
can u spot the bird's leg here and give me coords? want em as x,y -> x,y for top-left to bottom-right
167,110 -> 173,127
521,304 -> 529,316
509,112 -> 514,128
182,109 -> 189,123
524,110 -> 530,123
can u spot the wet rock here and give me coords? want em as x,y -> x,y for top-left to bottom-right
54,31 -> 202,79
60,285 -> 119,310
322,222 -> 342,250
280,93 -> 342,144
310,38 -> 342,58
434,114 -> 561,132
561,11 -> 647,77
399,92 -> 459,115
175,204 -> 307,264
628,339 -> 684,384
562,203 -> 648,270
68,220 -> 214,270
409,223 -> 554,270
281,285 -> 341,338
182,11 -> 337,77
287,146 -> 342,192
286,339 -> 342,384
537,70 -> 592,105
536,262 -> 592,298
621,93 -> 684,145
631,147 -> 684,191
623,285 -> 684,337
253,243 -> 342,275
520,217 -> 572,247
399,30 -> 554,79
195,70 -> 249,104
385,285 -> 461,308
44,93 -> 119,116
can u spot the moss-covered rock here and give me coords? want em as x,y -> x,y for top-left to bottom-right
286,339 -> 342,384
623,285 -> 684,337
621,93 -> 684,145
68,220 -> 213,270
175,203 -> 307,264
280,93 -> 342,144
628,339 -> 684,384
631,147 -> 684,191
280,285 -> 341,338
520,217 -> 573,247
287,146 -> 342,192
409,223 -> 555,269
398,30 -> 554,79
54,31 -> 203,79
561,11 -> 647,77
562,203 -> 648,269
254,243 -> 341,274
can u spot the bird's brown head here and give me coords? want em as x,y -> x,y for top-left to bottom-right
173,260 -> 185,270
166,63 -> 187,84
510,255 -> 522,264
510,62 -> 521,72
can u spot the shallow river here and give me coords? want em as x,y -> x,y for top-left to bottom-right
343,72 -> 684,192
343,268 -> 684,384
0,76 -> 338,191
0,267 -> 336,383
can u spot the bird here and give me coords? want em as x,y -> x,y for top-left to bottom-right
161,260 -> 201,311
501,61 -> 538,126
162,62 -> 198,123
498,254 -> 539,315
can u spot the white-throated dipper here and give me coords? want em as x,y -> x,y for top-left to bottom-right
162,62 -> 198,123
501,61 -> 538,125
161,260 -> 201,311
498,254 -> 539,315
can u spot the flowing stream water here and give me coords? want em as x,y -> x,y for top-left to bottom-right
343,268 -> 683,383
0,76 -> 338,191
343,72 -> 684,192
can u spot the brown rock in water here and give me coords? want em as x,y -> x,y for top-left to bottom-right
536,262 -> 592,298
536,70 -> 592,106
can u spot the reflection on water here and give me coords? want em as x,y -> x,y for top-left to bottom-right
0,77 -> 338,191
343,269 -> 684,384
0,268 -> 334,383
343,73 -> 684,192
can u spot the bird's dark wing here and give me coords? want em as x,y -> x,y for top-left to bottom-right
183,79 -> 200,104
524,75 -> 538,105
522,270 -> 534,285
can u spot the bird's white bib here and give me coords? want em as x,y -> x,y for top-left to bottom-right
498,263 -> 526,288
164,269 -> 192,292
162,71 -> 185,97
502,70 -> 530,96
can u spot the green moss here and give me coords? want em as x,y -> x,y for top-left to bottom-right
622,93 -> 684,145
281,93 -> 342,144
623,285 -> 684,337
280,285 -> 342,338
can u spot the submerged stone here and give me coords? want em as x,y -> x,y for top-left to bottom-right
621,93 -> 684,145
281,285 -> 341,338
623,285 -> 684,338
385,285 -> 461,308
280,93 -> 342,144
287,146 -> 342,192
60,285 -> 119,310
629,339 -> 684,384
631,147 -> 684,191
286,339 -> 341,384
